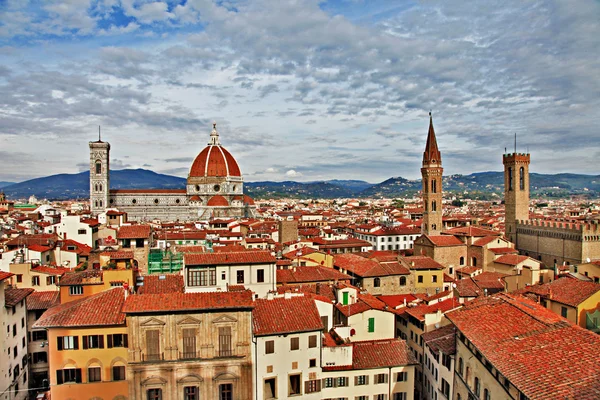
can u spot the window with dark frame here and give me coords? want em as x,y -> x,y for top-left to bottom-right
257,269 -> 265,283
184,386 -> 198,400
288,374 -> 301,396
147,388 -> 162,400
88,367 -> 101,382
219,383 -> 233,400
112,365 -> 126,381
237,270 -> 245,284
265,340 -> 274,354
290,337 -> 299,351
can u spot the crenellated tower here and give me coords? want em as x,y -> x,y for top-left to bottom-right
503,151 -> 530,243
89,129 -> 110,216
421,113 -> 443,235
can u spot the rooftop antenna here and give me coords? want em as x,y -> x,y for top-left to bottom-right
98,125 -> 101,142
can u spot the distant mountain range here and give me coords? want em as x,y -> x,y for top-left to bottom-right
2,169 -> 599,200
0,182 -> 15,189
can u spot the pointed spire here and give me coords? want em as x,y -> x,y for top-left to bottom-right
423,111 -> 441,165
208,122 -> 221,146
98,125 -> 101,142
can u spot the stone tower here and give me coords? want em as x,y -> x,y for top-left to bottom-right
503,151 -> 530,243
421,113 -> 443,235
89,131 -> 110,216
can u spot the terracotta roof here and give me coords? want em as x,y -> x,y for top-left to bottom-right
521,277 -> 600,307
404,255 -> 445,270
101,250 -> 134,260
426,235 -> 464,246
28,244 -> 52,252
494,254 -> 530,266
58,270 -> 103,286
184,250 -> 275,266
123,290 -> 254,313
253,295 -> 323,336
117,225 -> 151,239
136,274 -> 184,294
5,233 -> 59,248
351,339 -> 418,370
207,195 -> 229,207
0,271 -> 14,282
443,226 -> 501,237
488,247 -> 518,255
405,297 -> 461,321
334,253 -> 410,277
422,324 -> 456,355
31,265 -> 70,276
277,266 -> 351,284
456,266 -> 481,275
377,294 -> 419,309
33,288 -> 126,328
189,142 -> 241,178
473,235 -> 504,247
335,292 -> 389,317
446,293 -> 600,399
4,287 -> 34,307
26,291 -> 60,310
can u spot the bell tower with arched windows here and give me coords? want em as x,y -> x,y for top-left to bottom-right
503,151 -> 530,243
421,113 -> 443,235
89,130 -> 110,216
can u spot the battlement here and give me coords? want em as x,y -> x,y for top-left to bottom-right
503,153 -> 530,163
517,218 -> 600,233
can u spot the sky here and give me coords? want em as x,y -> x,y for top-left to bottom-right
1,0 -> 599,184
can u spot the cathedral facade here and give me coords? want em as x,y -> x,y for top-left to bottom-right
89,124 -> 256,221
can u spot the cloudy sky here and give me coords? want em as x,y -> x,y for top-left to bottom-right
1,0 -> 599,184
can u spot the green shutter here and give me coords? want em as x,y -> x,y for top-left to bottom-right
368,317 -> 375,333
342,292 -> 349,305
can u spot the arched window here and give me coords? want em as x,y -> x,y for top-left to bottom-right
484,388 -> 491,400
95,161 -> 102,175
508,167 -> 513,191
472,257 -> 477,267
431,179 -> 437,193
474,377 -> 481,396
374,277 -> 381,288
460,256 -> 465,266
432,201 -> 437,211
98,184 -> 102,192
519,167 -> 525,190
94,184 -> 98,192
399,276 -> 406,286
458,357 -> 464,376
99,200 -> 103,207
94,200 -> 98,207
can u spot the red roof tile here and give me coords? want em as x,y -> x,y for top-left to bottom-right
117,225 -> 151,239
405,297 -> 462,321
352,339 -> 418,369
31,265 -> 70,276
136,274 -> 184,295
33,288 -> 126,328
253,295 -> 323,336
0,271 -> 14,282
488,247 -> 518,255
4,287 -> 34,307
26,291 -> 60,310
58,270 -> 104,286
494,254 -> 530,266
446,293 -> 600,399
122,290 -> 254,313
277,266 -> 351,284
184,251 -> 275,266
521,277 -> 600,307
404,255 -> 445,270
422,324 -> 456,355
443,226 -> 501,237
426,235 -> 465,247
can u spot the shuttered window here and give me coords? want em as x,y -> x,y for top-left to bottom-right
218,327 -> 232,357
146,330 -> 160,360
182,328 -> 196,359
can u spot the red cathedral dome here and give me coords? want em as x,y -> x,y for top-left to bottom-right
189,124 -> 241,178
207,195 -> 229,206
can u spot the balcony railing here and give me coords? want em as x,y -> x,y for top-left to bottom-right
141,352 -> 164,362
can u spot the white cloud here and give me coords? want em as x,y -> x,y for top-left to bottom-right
285,169 -> 303,178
